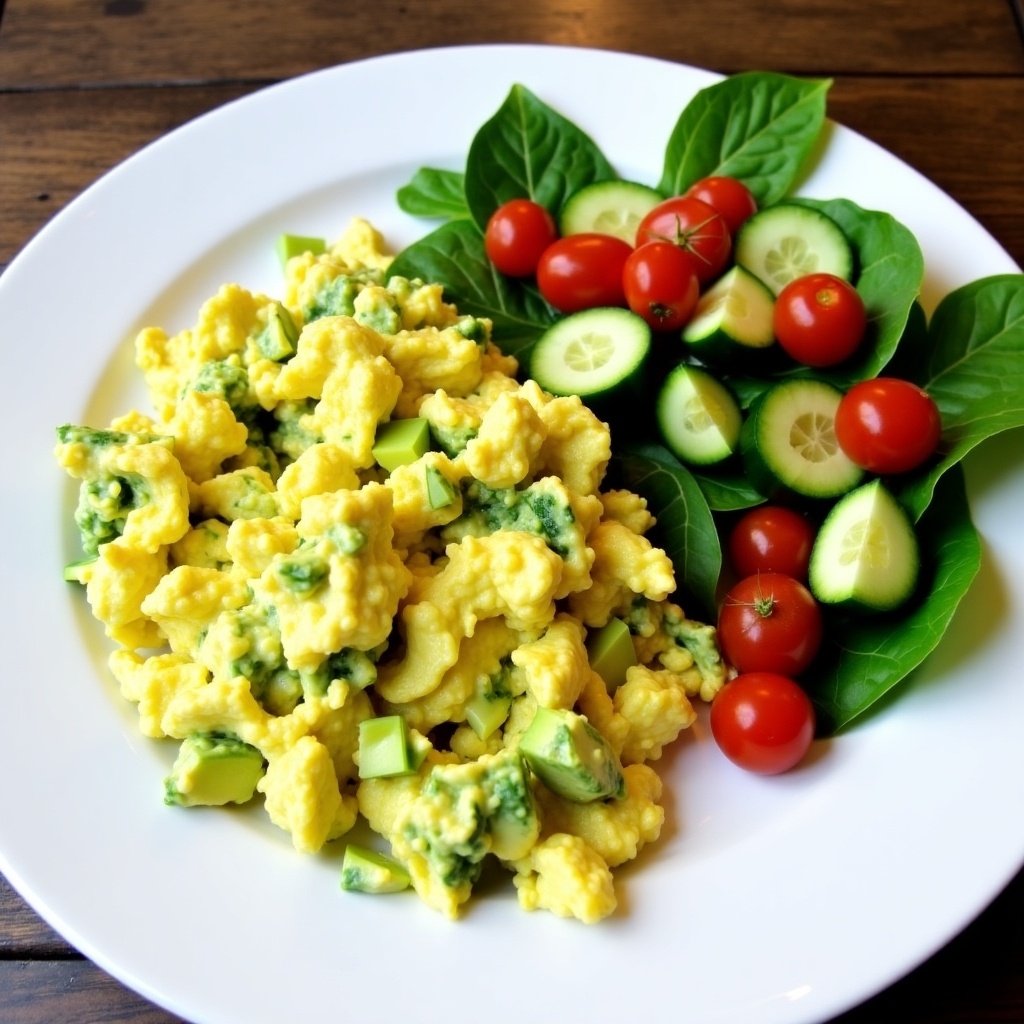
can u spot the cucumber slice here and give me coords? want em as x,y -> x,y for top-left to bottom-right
682,265 -> 777,365
656,364 -> 742,466
735,202 -> 854,295
559,180 -> 663,244
741,378 -> 864,499
809,479 -> 920,611
529,307 -> 651,402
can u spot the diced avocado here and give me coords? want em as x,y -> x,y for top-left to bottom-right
276,232 -> 326,269
518,707 -> 625,803
340,845 -> 411,894
357,716 -> 416,779
586,617 -> 637,693
163,732 -> 264,807
424,465 -> 457,510
257,302 -> 299,361
63,555 -> 97,584
372,418 -> 431,471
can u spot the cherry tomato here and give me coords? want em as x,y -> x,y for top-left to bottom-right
621,240 -> 701,331
728,505 -> 817,581
710,671 -> 816,775
484,199 -> 558,278
635,196 -> 732,284
834,377 -> 942,475
536,233 -> 633,313
773,273 -> 867,367
718,572 -> 823,677
684,176 -> 758,234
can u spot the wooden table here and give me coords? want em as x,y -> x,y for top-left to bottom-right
1,1 -> 1022,1021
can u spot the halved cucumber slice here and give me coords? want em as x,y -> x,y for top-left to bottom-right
682,264 -> 777,365
529,307 -> 651,402
656,364 -> 742,466
740,378 -> 864,499
809,479 -> 920,612
559,180 -> 663,244
735,202 -> 854,295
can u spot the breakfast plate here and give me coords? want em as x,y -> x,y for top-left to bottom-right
1,44 -> 1022,1024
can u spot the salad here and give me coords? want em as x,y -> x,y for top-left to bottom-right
388,70 -> 1024,746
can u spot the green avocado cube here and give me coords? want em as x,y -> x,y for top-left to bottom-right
519,706 -> 625,803
340,845 -> 411,894
586,617 -> 637,693
257,302 -> 300,361
357,716 -> 415,779
424,465 -> 458,510
163,732 -> 265,807
63,555 -> 97,584
372,418 -> 431,471
276,232 -> 326,269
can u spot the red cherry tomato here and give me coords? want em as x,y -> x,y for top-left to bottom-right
728,505 -> 817,582
536,233 -> 633,313
484,199 -> 558,278
773,273 -> 867,367
710,671 -> 816,775
635,196 -> 732,284
621,240 -> 701,332
718,572 -> 823,677
684,176 -> 758,234
834,377 -> 943,475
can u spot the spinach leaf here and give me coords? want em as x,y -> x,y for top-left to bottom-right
803,465 -> 981,735
896,274 -> 1024,521
606,442 -> 721,620
658,72 -> 831,206
396,168 -> 469,220
386,219 -> 557,359
782,198 -> 925,388
691,465 -> 766,511
463,84 -> 618,230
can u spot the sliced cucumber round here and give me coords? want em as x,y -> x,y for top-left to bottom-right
735,202 -> 854,295
656,364 -> 742,466
559,180 -> 663,245
740,378 -> 864,499
682,264 -> 777,365
809,479 -> 920,612
529,307 -> 651,401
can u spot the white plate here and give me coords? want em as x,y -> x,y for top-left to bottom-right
1,44 -> 1022,1024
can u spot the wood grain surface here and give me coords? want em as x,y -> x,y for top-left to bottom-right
1,0 -> 1022,1020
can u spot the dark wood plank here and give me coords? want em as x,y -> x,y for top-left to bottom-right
0,0 -> 1022,88
2,78 -> 1022,271
0,875 -> 75,956
0,961 -> 185,1023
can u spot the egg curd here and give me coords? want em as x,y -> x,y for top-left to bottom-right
55,218 -> 727,924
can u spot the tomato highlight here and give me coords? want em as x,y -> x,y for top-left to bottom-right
684,176 -> 758,234
773,272 -> 867,367
635,196 -> 732,284
536,233 -> 633,313
710,671 -> 816,775
484,198 -> 559,278
718,572 -> 823,677
622,240 -> 700,331
834,377 -> 942,475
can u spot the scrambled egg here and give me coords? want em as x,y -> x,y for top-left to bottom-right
55,218 -> 727,924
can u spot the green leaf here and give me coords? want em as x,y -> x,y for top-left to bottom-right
803,465 -> 981,735
386,219 -> 558,359
463,84 -> 618,230
690,466 -> 766,511
658,72 -> 831,206
396,168 -> 469,220
606,442 -> 721,620
787,198 -> 925,388
896,274 -> 1024,520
